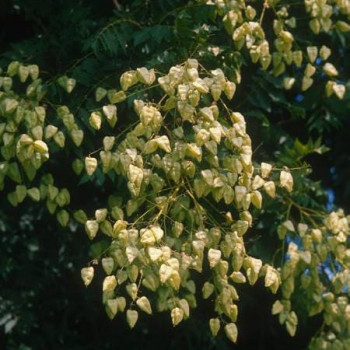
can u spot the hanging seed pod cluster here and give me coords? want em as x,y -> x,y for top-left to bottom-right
0,58 -> 289,342
1,0 -> 350,346
198,0 -> 347,98
0,62 -> 83,225
2,56 -> 350,345
76,59 -> 293,342
274,210 -> 350,349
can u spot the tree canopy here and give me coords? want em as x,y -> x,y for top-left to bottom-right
1,1 -> 350,349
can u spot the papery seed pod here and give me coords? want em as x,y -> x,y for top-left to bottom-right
53,131 -> 65,148
100,151 -> 112,173
62,113 -> 75,129
209,318 -> 221,336
120,70 -> 138,91
27,187 -> 40,201
136,296 -> 152,314
323,63 -> 338,77
163,96 -> 177,110
136,67 -> 155,85
112,220 -> 127,237
309,18 -> 320,34
126,283 -> 138,301
159,264 -> 173,284
172,221 -> 184,238
195,129 -> 210,146
304,64 -> 316,78
176,299 -> 189,319
19,134 -> 33,145
85,157 -> 98,176
210,82 -> 222,101
202,282 -> 215,299
4,99 -> 19,114
263,181 -> 276,198
125,246 -> 139,263
283,77 -> 295,90
81,267 -> 94,287
252,175 -> 265,189
333,84 -> 346,100
117,270 -> 128,285
148,247 -> 163,262
95,208 -> 107,223
33,140 -> 48,153
18,65 -> 29,83
223,81 -> 236,100
102,105 -> 117,121
70,129 -> 84,147
325,80 -> 335,97
320,45 -> 331,60
230,271 -> 246,283
102,257 -> 114,275
279,30 -> 293,44
95,87 -> 107,102
193,78 -> 209,93
302,76 -> 313,91
85,220 -> 99,240
44,125 -> 58,139
158,76 -> 175,96
66,78 -> 76,93
292,51 -> 303,67
336,20 -> 350,32
177,101 -> 195,122
116,297 -> 126,312
177,84 -> 189,101
89,112 -> 102,130
7,61 -> 19,76
126,310 -> 138,328
208,249 -> 221,268
245,5 -> 256,20
307,46 -> 318,63
58,76 -> 76,93
155,135 -> 171,153
108,89 -> 126,104
2,77 -> 13,91
106,299 -> 118,319
186,143 -> 202,162
260,54 -> 271,70
251,190 -> 262,209
250,48 -> 260,63
280,171 -> 293,192
171,307 -> 184,326
103,275 -> 117,292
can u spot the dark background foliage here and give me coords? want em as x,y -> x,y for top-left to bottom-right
1,0 -> 349,349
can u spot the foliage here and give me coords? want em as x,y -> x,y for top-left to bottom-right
1,0 -> 350,349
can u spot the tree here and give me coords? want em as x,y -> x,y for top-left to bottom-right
1,0 -> 350,349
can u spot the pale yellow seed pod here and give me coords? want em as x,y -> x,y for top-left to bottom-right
209,318 -> 220,336
85,220 -> 99,240
171,307 -> 184,326
102,257 -> 114,275
136,296 -> 152,315
85,156 -> 98,176
225,323 -> 238,343
89,112 -> 102,130
280,171 -> 293,192
307,46 -> 318,63
126,310 -> 138,328
102,275 -> 117,292
81,267 -> 94,287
